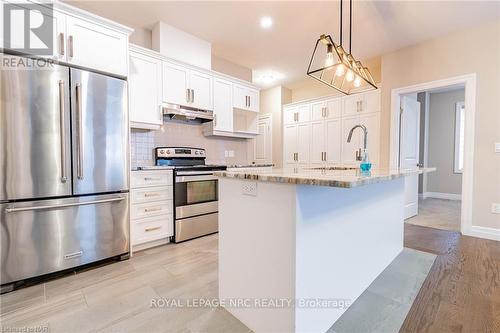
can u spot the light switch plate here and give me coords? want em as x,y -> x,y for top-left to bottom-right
495,142 -> 500,153
224,150 -> 229,157
492,203 -> 500,214
242,182 -> 257,196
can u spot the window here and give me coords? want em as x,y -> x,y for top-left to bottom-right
454,102 -> 465,173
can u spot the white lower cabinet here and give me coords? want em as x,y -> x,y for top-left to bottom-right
130,170 -> 173,251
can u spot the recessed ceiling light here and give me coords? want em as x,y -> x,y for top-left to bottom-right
253,69 -> 285,86
260,16 -> 273,29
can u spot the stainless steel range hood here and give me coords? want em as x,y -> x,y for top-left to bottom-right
162,103 -> 213,122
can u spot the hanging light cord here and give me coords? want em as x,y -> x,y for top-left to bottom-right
349,0 -> 352,54
340,0 -> 343,46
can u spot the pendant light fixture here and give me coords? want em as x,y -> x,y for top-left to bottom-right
306,0 -> 377,95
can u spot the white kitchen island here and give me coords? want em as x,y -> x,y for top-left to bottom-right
215,167 -> 434,333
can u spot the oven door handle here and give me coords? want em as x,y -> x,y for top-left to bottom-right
175,170 -> 217,176
176,175 -> 218,182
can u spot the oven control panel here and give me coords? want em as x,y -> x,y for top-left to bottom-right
156,147 -> 206,158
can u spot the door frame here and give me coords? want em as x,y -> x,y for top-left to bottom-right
254,114 -> 273,164
389,73 -> 476,236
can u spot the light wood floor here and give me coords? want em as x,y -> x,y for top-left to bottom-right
2,224 -> 499,333
0,235 -> 250,333
406,198 -> 461,231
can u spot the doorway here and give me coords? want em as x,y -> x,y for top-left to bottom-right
253,114 -> 273,164
390,74 -> 476,235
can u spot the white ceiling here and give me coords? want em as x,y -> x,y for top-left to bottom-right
67,1 -> 500,87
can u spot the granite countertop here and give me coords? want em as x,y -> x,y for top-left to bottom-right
214,167 -> 436,188
225,164 -> 274,169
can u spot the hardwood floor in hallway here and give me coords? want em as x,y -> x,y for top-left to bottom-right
402,224 -> 500,333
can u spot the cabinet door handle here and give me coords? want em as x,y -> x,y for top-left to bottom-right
59,33 -> 65,56
186,89 -> 190,103
144,207 -> 161,213
144,192 -> 161,198
191,89 -> 195,103
68,35 -> 74,58
325,108 -> 329,117
144,177 -> 161,181
359,100 -> 363,112
145,226 -> 161,232
213,114 -> 217,127
248,96 -> 251,108
324,152 -> 327,161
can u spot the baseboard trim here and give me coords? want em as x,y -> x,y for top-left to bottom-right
465,226 -> 500,242
422,192 -> 461,201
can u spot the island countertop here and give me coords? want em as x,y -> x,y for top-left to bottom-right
214,167 -> 435,188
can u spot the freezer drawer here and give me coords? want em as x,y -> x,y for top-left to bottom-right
0,194 -> 129,285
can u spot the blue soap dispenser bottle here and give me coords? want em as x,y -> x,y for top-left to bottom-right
360,149 -> 372,172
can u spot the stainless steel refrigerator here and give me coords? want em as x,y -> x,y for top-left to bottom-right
0,54 -> 130,290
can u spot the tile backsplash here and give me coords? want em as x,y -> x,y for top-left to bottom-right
130,119 -> 251,168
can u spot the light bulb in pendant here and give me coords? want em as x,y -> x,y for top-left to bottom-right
346,70 -> 355,82
353,76 -> 361,87
325,44 -> 334,67
335,64 -> 345,76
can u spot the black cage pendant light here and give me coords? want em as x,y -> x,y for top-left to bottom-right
306,0 -> 377,95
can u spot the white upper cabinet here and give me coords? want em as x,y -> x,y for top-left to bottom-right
343,90 -> 380,115
233,84 -> 259,112
325,98 -> 342,119
162,61 -> 190,106
284,107 -> 298,125
190,70 -> 213,110
311,102 -> 326,121
1,2 -> 131,77
129,47 -> 163,129
65,15 -> 128,77
162,62 -> 213,110
363,90 -> 381,113
212,77 -> 233,132
311,98 -> 341,121
297,104 -> 311,123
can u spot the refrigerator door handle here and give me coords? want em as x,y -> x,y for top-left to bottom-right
58,80 -> 67,183
76,83 -> 84,180
5,197 -> 126,213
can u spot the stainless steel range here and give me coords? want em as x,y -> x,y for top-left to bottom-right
155,147 -> 226,243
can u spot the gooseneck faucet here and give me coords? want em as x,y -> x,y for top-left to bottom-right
347,125 -> 368,161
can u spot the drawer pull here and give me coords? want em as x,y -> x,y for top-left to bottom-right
144,207 -> 161,213
144,193 -> 161,197
145,226 -> 161,232
144,177 -> 161,181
